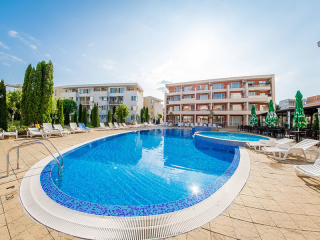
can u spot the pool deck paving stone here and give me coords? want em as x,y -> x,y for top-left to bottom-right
0,127 -> 320,239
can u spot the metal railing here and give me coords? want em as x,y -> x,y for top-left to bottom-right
6,139 -> 63,177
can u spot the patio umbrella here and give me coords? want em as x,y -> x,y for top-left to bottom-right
292,90 -> 306,129
249,105 -> 258,125
265,100 -> 279,127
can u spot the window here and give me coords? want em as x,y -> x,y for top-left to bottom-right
259,81 -> 266,84
168,115 -> 173,121
198,85 -> 208,91
150,99 -> 153,103
131,96 -> 137,101
184,86 -> 194,91
110,88 -> 116,93
230,93 -> 242,99
131,114 -> 135,120
183,116 -> 193,122
151,105 -> 153,109
248,92 -> 258,97
66,90 -> 70,93
100,115 -> 106,119
174,87 -> 180,92
183,106 -> 194,111
101,105 -> 107,110
213,105 -> 225,111
168,107 -> 173,112
174,116 -> 179,123
212,116 -> 224,124
230,116 -> 242,126
131,106 -> 138,111
79,89 -> 92,94
261,105 -> 268,111
247,81 -> 255,85
213,94 -> 224,99
198,105 -> 208,111
229,82 -> 240,88
76,97 -> 78,102
183,95 -> 193,99
174,96 -> 180,101
199,95 -> 208,100
289,101 -> 295,106
212,84 -> 223,89
197,116 -> 208,124
230,105 -> 242,111
54,90 -> 57,96
69,97 -> 73,100
249,104 -> 258,111
260,92 -> 268,96
90,97 -> 94,102
100,96 -> 107,101
174,106 -> 180,111
120,88 -> 125,93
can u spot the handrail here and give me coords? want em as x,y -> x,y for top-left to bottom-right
6,142 -> 61,177
14,138 -> 64,166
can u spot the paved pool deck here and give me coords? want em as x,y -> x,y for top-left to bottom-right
0,127 -> 320,240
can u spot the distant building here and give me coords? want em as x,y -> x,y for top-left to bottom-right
279,99 -> 296,109
53,83 -> 143,123
143,96 -> 163,122
305,95 -> 320,105
164,74 -> 275,126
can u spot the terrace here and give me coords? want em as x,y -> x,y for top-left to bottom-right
1,128 -> 320,239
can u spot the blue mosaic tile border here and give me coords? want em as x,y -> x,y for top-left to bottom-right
40,132 -> 240,217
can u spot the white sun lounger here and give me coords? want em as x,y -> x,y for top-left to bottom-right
168,123 -> 173,127
114,123 -> 123,129
108,123 -> 116,130
69,123 -> 86,133
247,138 -> 294,152
53,124 -> 71,136
262,139 -> 320,161
43,123 -> 63,137
98,122 -> 111,131
27,128 -> 50,138
294,159 -> 320,178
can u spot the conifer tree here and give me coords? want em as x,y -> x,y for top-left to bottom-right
112,106 -> 116,123
81,107 -> 87,126
0,80 -> 8,131
74,111 -> 78,123
91,103 -> 96,126
140,108 -> 144,123
28,67 -> 37,124
21,64 -> 32,125
107,110 -> 111,123
145,107 -> 149,123
95,103 -> 100,127
78,104 -> 82,122
34,62 -> 43,122
57,99 -> 64,127
42,61 -> 54,123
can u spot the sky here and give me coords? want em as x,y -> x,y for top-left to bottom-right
1,0 -> 320,102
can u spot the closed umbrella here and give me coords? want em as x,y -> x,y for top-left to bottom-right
265,100 -> 279,127
250,105 -> 258,125
292,90 -> 306,129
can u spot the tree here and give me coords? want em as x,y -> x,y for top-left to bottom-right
51,96 -> 58,124
0,80 -> 8,131
107,110 -> 111,123
7,89 -> 22,125
21,64 -> 32,125
94,103 -> 100,127
91,103 -> 96,126
208,110 -> 215,124
169,112 -> 173,122
41,61 -> 54,123
73,111 -> 78,123
158,113 -> 163,119
276,104 -> 281,110
112,106 -> 116,123
145,107 -> 149,123
63,99 -> 77,126
81,107 -> 87,126
140,108 -> 145,123
115,103 -> 130,123
78,104 -> 82,122
34,62 -> 43,122
312,113 -> 319,132
57,99 -> 64,127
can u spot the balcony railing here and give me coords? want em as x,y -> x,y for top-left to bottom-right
197,86 -> 209,91
248,84 -> 270,87
183,87 -> 195,92
197,108 -> 209,111
109,101 -> 123,104
182,108 -> 194,111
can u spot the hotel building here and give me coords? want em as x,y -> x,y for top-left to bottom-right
53,83 -> 143,123
164,74 -> 275,127
143,96 -> 164,120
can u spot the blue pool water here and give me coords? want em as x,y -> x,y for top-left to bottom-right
197,132 -> 269,142
41,129 -> 240,216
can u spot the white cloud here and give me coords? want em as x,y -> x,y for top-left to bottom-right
8,30 -> 37,50
29,45 -> 37,50
82,54 -> 86,57
8,30 -> 18,37
0,42 -> 10,49
158,80 -> 172,84
0,52 -> 24,63
3,62 -> 10,66
45,53 -> 51,57
88,43 -> 94,47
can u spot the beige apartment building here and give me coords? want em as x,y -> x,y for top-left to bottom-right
143,96 -> 163,122
164,74 -> 275,127
53,83 -> 144,123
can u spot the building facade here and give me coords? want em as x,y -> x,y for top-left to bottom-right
279,99 -> 296,109
53,83 -> 143,123
164,74 -> 275,126
143,96 -> 163,122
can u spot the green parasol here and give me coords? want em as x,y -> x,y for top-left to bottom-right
292,90 -> 306,129
250,105 -> 258,125
265,100 -> 279,127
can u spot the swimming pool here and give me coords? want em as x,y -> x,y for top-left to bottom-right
20,128 -> 251,240
41,129 -> 238,216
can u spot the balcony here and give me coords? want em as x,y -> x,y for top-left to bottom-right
109,101 -> 123,104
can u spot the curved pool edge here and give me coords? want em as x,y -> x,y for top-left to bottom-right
19,129 -> 251,240
195,131 -> 269,147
